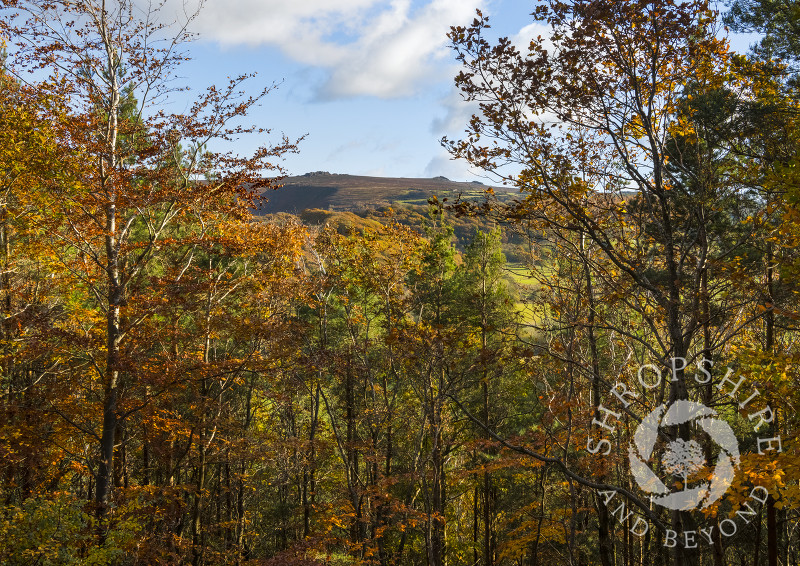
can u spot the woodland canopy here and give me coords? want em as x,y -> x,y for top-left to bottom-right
0,1 -> 798,566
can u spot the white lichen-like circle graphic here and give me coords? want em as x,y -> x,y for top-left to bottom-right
628,400 -> 740,511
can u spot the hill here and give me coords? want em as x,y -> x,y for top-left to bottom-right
254,171 -> 515,215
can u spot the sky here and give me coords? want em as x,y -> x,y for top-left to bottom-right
163,0 -> 548,181
163,0 -> 757,181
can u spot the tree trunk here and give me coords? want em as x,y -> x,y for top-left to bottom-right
95,4 -> 123,523
582,234 -> 614,566
192,440 -> 207,566
95,209 -> 120,518
764,242 -> 778,566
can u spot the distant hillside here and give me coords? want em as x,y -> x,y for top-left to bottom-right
254,171 -> 515,215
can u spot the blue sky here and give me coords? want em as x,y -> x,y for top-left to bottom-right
168,0 -> 757,181
167,0 -> 544,180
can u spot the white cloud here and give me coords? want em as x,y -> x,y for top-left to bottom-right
322,0 -> 481,98
511,20 -> 556,59
182,0 -> 485,99
430,87 -> 478,135
511,22 -> 550,52
186,0 -> 371,65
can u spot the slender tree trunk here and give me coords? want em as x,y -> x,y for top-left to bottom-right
1,204 -> 17,505
431,420 -> 445,566
192,438 -> 207,566
428,363 -> 447,566
225,452 -> 232,551
96,206 -> 120,518
95,5 -> 123,523
303,385 -> 319,538
582,234 -> 614,566
765,243 -> 778,566
236,460 -> 246,562
482,316 -> 493,566
663,207 -> 699,566
473,483 -> 480,566
754,508 -> 762,566
701,265 -> 726,566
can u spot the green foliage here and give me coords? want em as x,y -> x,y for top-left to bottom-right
0,494 -> 89,565
727,0 -> 800,67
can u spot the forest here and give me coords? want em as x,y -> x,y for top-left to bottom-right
0,0 -> 799,565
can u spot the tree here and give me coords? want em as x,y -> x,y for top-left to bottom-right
3,0 -> 300,547
719,6 -> 800,565
0,46 -> 75,516
458,227 -> 516,566
727,0 -> 800,79
444,2 -> 767,565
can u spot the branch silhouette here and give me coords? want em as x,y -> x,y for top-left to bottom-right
447,393 -> 670,535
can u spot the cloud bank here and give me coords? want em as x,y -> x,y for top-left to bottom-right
187,0 -> 485,99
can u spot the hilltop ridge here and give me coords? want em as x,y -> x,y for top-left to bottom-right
255,172 -> 512,215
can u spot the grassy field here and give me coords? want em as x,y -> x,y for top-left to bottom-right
505,263 -> 537,287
